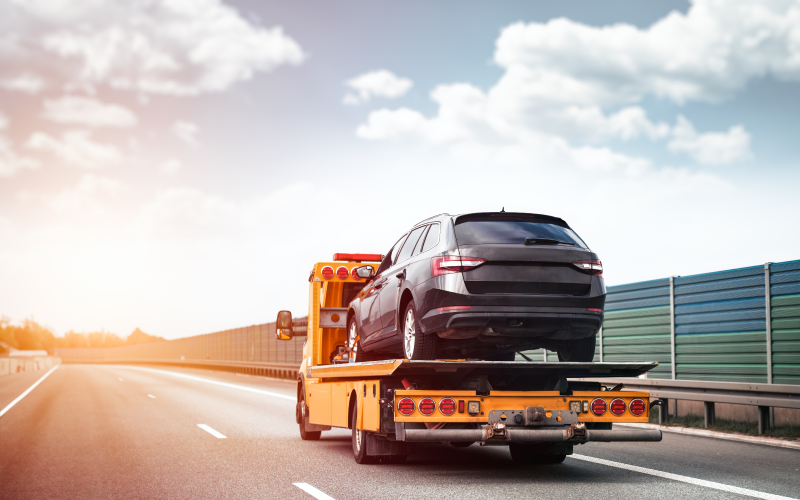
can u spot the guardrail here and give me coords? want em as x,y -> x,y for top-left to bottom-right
586,377 -> 800,434
0,356 -> 61,377
69,358 -> 300,380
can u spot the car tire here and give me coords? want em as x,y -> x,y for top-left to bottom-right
402,300 -> 437,360
557,336 -> 596,362
298,390 -> 321,441
352,406 -> 377,464
509,444 -> 566,465
348,317 -> 376,363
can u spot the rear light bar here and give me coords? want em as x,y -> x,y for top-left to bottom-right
437,306 -> 471,313
333,253 -> 382,262
320,266 -> 334,279
573,260 -> 603,277
431,256 -> 486,277
418,398 -> 436,416
336,266 -> 349,279
610,398 -> 627,416
439,398 -> 456,416
590,398 -> 607,416
629,399 -> 646,416
397,397 -> 415,416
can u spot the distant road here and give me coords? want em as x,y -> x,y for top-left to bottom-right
1,365 -> 799,499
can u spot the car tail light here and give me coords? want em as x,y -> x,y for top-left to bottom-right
320,266 -> 334,279
397,397 -> 415,416
336,266 -> 349,279
610,398 -> 626,416
439,398 -> 456,415
573,260 -> 603,277
629,399 -> 646,416
418,398 -> 436,416
431,256 -> 486,277
590,398 -> 607,416
437,306 -> 471,313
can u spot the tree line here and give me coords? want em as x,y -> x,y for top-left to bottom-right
0,316 -> 166,354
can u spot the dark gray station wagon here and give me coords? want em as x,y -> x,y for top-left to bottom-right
346,212 -> 605,362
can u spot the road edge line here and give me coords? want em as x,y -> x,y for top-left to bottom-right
616,422 -> 800,450
0,365 -> 60,418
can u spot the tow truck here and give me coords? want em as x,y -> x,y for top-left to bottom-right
276,254 -> 662,464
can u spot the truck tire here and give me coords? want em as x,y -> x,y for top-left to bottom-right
402,301 -> 437,360
557,336 -> 596,362
299,391 -> 321,441
351,407 -> 376,464
509,444 -> 566,464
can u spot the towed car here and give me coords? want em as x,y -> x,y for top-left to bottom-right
346,212 -> 605,362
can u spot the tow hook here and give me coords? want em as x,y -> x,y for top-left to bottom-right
570,422 -> 587,439
489,422 -> 507,438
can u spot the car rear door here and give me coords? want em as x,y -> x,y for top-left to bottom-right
454,215 -> 594,296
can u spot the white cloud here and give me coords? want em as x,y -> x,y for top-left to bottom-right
668,115 -> 752,165
50,173 -> 124,215
0,112 -> 7,129
1,0 -> 306,96
27,130 -> 123,169
343,70 -> 413,105
159,158 -> 182,175
135,188 -> 239,240
42,96 -> 137,127
171,121 -> 199,145
0,74 -> 45,94
0,135 -> 40,177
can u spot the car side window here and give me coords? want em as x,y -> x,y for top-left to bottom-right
395,226 -> 426,265
420,223 -> 440,253
411,225 -> 430,257
376,235 -> 406,276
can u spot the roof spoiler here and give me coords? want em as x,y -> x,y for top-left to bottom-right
454,212 -> 570,228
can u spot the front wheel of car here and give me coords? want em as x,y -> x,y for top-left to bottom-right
556,336 -> 596,362
402,301 -> 437,360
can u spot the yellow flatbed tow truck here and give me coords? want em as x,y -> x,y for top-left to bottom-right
276,254 -> 662,464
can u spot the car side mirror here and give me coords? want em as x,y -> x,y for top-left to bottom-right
354,265 -> 375,280
276,310 -> 293,340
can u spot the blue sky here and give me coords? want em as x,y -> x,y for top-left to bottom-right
0,0 -> 798,338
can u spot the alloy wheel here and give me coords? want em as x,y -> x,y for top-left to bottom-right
404,309 -> 416,358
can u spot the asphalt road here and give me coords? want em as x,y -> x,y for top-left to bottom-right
1,364 -> 799,500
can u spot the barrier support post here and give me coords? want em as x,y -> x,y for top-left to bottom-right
704,401 -> 715,428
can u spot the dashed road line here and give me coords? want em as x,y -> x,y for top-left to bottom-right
0,366 -> 59,418
571,454 -> 796,500
294,483 -> 336,500
147,394 -> 156,399
197,424 -> 227,439
121,366 -> 295,401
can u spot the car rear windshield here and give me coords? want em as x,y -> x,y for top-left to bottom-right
454,221 -> 588,248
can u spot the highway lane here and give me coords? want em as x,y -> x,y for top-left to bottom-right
1,364 -> 798,500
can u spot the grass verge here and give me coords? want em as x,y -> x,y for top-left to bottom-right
648,408 -> 800,440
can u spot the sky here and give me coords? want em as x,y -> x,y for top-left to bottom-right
1,0 -> 799,339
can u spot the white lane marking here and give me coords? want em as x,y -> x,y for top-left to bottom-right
197,424 -> 227,439
120,366 -> 295,401
571,454 -> 796,500
147,394 -> 156,399
0,366 -> 59,418
294,483 -> 336,500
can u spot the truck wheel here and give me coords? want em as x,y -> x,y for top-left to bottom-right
402,301 -> 437,360
351,407 -> 376,464
509,444 -> 566,464
557,336 -> 596,362
299,391 -> 321,441
348,318 -> 376,363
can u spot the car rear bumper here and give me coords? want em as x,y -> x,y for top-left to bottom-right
420,308 -> 602,340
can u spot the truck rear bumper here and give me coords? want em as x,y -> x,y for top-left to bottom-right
396,424 -> 662,444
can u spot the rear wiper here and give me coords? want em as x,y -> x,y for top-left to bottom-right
524,238 -> 574,246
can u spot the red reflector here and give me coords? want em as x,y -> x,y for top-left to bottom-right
320,266 -> 334,279
437,306 -> 472,312
418,398 -> 436,416
397,397 -> 415,416
610,398 -> 626,416
336,266 -> 349,279
439,398 -> 456,416
629,399 -> 646,416
333,253 -> 382,262
573,260 -> 603,277
588,308 -> 602,312
458,400 -> 465,413
590,398 -> 607,416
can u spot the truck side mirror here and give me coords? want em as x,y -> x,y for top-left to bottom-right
354,266 -> 375,279
276,310 -> 293,340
